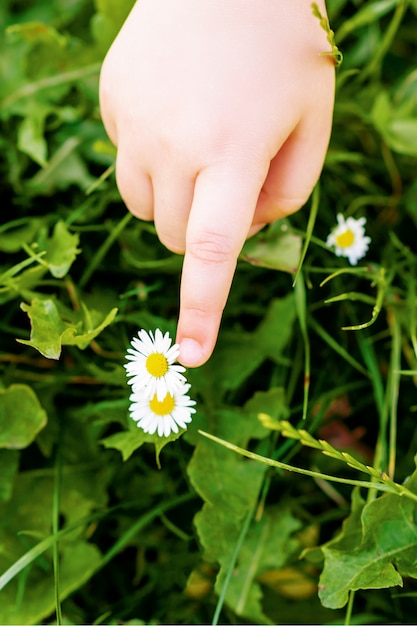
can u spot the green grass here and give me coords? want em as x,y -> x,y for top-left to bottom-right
1,0 -> 417,624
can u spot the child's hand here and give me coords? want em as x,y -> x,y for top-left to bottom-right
99,0 -> 335,367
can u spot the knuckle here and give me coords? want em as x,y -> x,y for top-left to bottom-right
158,233 -> 185,255
187,232 -> 235,264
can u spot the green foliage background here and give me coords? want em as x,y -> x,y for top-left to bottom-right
1,0 -> 417,624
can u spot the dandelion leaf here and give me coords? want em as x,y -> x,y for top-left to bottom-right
18,297 -> 117,359
222,507 -> 302,623
188,405 -> 274,622
317,472 -> 417,609
0,384 -> 47,449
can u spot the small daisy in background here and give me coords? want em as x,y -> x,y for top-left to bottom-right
125,328 -> 196,438
129,383 -> 196,437
326,214 -> 371,265
125,328 -> 186,401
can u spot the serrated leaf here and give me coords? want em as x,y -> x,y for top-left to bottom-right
0,384 -> 47,449
18,297 -> 118,359
317,474 -> 417,609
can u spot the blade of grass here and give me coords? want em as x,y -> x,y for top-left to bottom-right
0,493 -> 193,593
294,273 -> 310,420
293,183 -> 320,287
52,444 -> 62,626
79,212 -> 133,288
211,508 -> 254,626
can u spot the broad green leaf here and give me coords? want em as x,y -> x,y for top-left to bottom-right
0,385 -> 47,449
241,221 -> 302,274
203,331 -> 264,392
189,439 -> 266,619
317,471 -> 417,609
222,507 -> 302,623
197,296 -> 295,394
18,297 -> 118,359
255,295 -> 296,361
188,402 -> 276,621
43,220 -> 81,278
245,387 -> 289,427
0,450 -> 20,502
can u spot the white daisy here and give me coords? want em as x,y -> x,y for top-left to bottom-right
125,328 -> 186,401
129,383 -> 196,437
326,214 -> 371,265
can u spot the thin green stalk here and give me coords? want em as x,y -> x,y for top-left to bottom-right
198,431 -> 410,498
387,310 -> 401,480
293,184 -> 320,287
1,63 -> 101,110
52,446 -> 62,626
211,508 -> 253,626
79,212 -> 133,288
294,273 -> 310,420
309,317 -> 370,378
344,589 -> 355,626
358,0 -> 407,83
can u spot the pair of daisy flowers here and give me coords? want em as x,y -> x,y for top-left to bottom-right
123,215 -> 368,438
125,329 -> 196,438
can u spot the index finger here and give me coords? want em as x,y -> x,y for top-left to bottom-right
176,162 -> 266,367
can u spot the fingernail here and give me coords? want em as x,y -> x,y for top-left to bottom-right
179,338 -> 204,367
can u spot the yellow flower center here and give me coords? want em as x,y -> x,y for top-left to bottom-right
335,229 -> 355,248
150,393 -> 175,416
146,353 -> 168,378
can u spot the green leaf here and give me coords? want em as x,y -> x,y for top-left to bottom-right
18,297 -> 118,359
0,218 -> 45,253
17,104 -> 49,166
91,0 -> 136,51
317,471 -> 417,609
255,295 -> 296,361
337,0 -> 398,41
43,220 -> 81,278
100,423 -> 186,467
0,540 -> 101,626
0,385 -> 47,449
0,450 -> 20,502
222,507 -> 301,623
241,221 -> 302,274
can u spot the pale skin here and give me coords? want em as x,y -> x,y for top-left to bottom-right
99,0 -> 335,367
